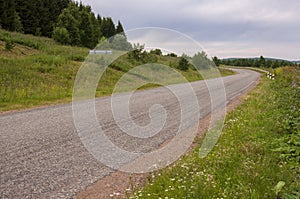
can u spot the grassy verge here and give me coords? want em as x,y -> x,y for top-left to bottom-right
129,67 -> 300,199
0,29 -> 234,112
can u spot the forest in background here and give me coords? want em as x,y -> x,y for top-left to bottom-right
0,0 -> 125,48
218,56 -> 297,68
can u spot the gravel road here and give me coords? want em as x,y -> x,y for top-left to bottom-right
0,69 -> 260,198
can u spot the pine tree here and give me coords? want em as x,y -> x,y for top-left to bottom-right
212,56 -> 220,66
55,4 -> 81,45
259,56 -> 265,67
79,10 -> 94,48
97,14 -> 102,26
116,20 -> 124,35
53,2 -> 104,48
0,0 -> 18,31
13,11 -> 23,32
101,17 -> 115,38
14,0 -> 69,36
15,0 -> 39,34
178,57 -> 189,71
90,13 -> 102,47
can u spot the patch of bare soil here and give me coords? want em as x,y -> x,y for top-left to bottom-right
0,40 -> 39,57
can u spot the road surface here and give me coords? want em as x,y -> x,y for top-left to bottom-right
0,69 -> 260,198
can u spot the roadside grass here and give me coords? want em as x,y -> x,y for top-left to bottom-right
0,29 -> 234,112
129,67 -> 300,199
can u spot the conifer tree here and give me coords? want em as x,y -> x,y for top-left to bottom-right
101,17 -> 116,38
116,20 -> 125,35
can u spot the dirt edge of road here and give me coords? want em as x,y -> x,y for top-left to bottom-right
76,77 -> 261,199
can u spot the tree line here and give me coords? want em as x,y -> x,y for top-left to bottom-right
0,0 -> 125,49
218,56 -> 297,68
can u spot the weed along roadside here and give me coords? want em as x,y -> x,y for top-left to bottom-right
125,67 -> 299,199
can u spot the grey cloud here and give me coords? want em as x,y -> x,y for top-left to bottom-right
81,0 -> 300,60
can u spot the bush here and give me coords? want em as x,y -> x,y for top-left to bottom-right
52,27 -> 71,45
178,57 -> 189,71
5,39 -> 15,51
150,48 -> 162,56
167,53 -> 177,57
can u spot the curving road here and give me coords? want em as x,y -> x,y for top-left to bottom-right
0,69 -> 260,198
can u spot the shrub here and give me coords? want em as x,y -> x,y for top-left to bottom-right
5,39 -> 15,51
167,53 -> 177,57
52,27 -> 71,45
150,48 -> 162,56
178,57 -> 189,71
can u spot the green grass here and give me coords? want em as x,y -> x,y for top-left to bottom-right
0,29 -> 234,112
0,29 -> 88,111
129,67 -> 300,199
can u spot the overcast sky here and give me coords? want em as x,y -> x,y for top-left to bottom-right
81,0 -> 299,60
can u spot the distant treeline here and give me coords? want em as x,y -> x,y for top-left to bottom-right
219,56 -> 297,68
0,0 -> 125,48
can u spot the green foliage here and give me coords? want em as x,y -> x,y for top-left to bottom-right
115,20 -> 125,35
150,49 -> 162,56
52,2 -> 127,49
178,57 -> 189,71
13,11 -> 23,33
14,0 -> 70,36
0,29 -> 42,50
181,53 -> 191,60
101,17 -> 116,38
4,39 -> 15,51
275,181 -> 286,196
167,53 -> 177,57
270,67 -> 300,163
108,34 -> 132,51
259,55 -> 266,67
52,27 -> 70,45
192,51 -> 212,69
212,56 -> 220,66
220,56 -> 296,68
142,53 -> 158,63
55,3 -> 81,46
0,0 -> 23,32
90,13 -> 102,46
0,29 -> 88,111
1,0 -> 126,49
128,43 -> 145,62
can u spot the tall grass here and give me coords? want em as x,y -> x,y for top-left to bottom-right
0,29 -> 88,111
128,67 -> 300,199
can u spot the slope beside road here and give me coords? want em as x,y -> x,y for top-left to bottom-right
0,69 -> 260,198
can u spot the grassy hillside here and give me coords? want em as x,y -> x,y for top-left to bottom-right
129,67 -> 300,198
0,29 -> 88,111
0,29 -> 234,112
